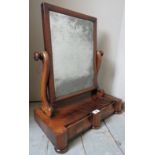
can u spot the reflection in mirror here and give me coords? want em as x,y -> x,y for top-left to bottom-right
49,11 -> 94,97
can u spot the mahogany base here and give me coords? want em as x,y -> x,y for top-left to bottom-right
34,94 -> 123,153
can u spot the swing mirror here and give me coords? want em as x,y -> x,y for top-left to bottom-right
42,3 -> 97,101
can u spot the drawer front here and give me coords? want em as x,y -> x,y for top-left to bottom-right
66,115 -> 91,140
100,104 -> 114,120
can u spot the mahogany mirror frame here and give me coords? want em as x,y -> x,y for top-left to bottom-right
41,3 -> 98,103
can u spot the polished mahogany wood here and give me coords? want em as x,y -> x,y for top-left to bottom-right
33,3 -> 123,153
34,93 -> 122,153
34,51 -> 53,117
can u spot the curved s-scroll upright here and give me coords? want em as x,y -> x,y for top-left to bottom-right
96,50 -> 104,73
34,51 -> 53,117
96,50 -> 105,97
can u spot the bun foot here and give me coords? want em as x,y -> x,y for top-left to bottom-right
54,146 -> 68,154
113,101 -> 123,113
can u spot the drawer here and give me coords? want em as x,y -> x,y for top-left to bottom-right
100,104 -> 114,120
66,115 -> 91,140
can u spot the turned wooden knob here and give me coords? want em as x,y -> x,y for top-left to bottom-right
34,51 -> 42,61
97,90 -> 105,98
98,50 -> 104,56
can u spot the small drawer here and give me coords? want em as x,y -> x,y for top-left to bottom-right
66,115 -> 91,140
100,104 -> 114,120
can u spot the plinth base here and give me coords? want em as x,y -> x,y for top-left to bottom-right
34,94 -> 123,153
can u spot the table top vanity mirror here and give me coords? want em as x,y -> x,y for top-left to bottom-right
34,3 -> 123,153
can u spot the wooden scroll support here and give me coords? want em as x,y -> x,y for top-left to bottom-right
96,50 -> 105,98
34,51 -> 53,117
96,50 -> 104,73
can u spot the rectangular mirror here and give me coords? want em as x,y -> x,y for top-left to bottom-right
49,12 -> 94,97
42,4 -> 97,101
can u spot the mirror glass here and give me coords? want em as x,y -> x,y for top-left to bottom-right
49,11 -> 94,97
